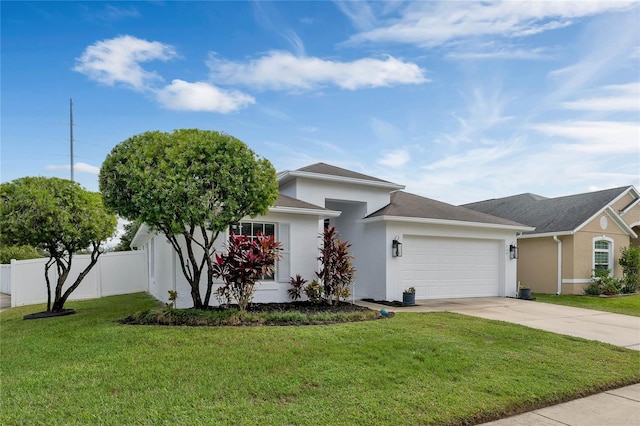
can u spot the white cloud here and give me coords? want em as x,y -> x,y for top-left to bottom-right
155,80 -> 255,113
334,0 -> 377,31
439,86 -> 514,146
561,82 -> 640,112
301,126 -> 319,133
377,149 -> 410,168
544,12 -> 640,104
74,35 -> 177,91
446,47 -> 553,60
344,1 -> 637,48
45,162 -> 100,175
207,51 -> 427,90
531,121 -> 640,153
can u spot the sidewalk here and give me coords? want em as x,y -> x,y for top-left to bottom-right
481,383 -> 640,425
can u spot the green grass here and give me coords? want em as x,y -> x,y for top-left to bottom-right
534,293 -> 640,317
2,293 -> 639,425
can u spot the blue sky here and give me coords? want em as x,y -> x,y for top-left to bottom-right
2,1 -> 639,206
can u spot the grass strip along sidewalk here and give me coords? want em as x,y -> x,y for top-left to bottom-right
535,293 -> 640,317
2,293 -> 639,425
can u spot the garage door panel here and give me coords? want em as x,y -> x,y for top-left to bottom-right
401,236 -> 500,299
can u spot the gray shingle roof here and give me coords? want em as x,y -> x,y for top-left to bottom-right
296,163 -> 393,184
462,186 -> 631,234
273,194 -> 328,211
366,191 -> 526,226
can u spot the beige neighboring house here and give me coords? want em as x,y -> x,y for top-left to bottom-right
464,186 -> 640,295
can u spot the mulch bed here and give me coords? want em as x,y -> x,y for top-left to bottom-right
240,300 -> 373,314
361,298 -> 404,307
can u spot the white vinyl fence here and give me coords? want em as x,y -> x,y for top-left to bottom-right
2,251 -> 148,308
1,265 -> 11,294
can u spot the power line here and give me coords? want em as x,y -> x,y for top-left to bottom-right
70,98 -> 74,181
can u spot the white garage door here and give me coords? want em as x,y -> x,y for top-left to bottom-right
401,236 -> 500,299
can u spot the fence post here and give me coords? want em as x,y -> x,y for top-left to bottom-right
10,259 -> 16,307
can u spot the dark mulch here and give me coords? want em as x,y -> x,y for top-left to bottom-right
239,300 -> 373,314
361,298 -> 404,307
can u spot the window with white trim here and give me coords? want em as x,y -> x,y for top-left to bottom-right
593,239 -> 612,271
235,222 -> 276,280
237,222 -> 275,241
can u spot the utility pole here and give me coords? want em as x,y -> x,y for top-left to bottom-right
70,98 -> 74,181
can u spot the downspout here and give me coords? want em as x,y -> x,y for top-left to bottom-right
553,236 -> 562,295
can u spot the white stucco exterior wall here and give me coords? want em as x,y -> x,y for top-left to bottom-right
280,178 -> 393,216
141,211 -> 326,308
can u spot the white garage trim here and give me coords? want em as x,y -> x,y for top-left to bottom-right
400,236 -> 501,299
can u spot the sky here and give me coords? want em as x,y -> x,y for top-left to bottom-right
2,1 -> 639,207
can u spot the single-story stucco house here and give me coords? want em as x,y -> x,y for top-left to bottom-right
463,186 -> 640,295
132,163 -> 533,308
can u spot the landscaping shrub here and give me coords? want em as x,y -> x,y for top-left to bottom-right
619,246 -> 640,290
212,233 -> 281,312
303,279 -> 324,304
288,274 -> 307,301
120,302 -> 380,326
586,268 -> 627,296
315,226 -> 356,305
583,282 -> 602,296
620,277 -> 637,294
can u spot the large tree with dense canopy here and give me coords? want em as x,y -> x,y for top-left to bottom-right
99,129 -> 278,309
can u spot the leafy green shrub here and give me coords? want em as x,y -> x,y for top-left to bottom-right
304,280 -> 324,304
583,283 -> 602,296
620,277 -> 637,294
619,246 -> 640,290
587,269 -> 625,295
0,244 -> 42,264
288,274 -> 307,301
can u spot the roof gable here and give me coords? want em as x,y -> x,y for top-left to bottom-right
278,162 -> 405,192
296,163 -> 392,184
273,194 -> 327,210
367,191 -> 527,227
463,186 -> 634,235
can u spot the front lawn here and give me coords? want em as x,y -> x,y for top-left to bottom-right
534,293 -> 640,317
2,293 -> 639,425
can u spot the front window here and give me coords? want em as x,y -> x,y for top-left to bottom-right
238,222 -> 275,241
235,222 -> 276,280
594,239 -> 611,271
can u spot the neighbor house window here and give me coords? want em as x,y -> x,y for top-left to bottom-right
593,239 -> 612,272
234,222 -> 276,280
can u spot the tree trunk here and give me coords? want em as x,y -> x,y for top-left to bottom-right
52,250 -> 100,312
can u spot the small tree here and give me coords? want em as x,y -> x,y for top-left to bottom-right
0,177 -> 117,312
212,233 -> 281,311
316,227 -> 356,305
100,129 -> 278,309
619,245 -> 640,293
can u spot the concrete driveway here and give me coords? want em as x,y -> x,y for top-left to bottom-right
357,297 -> 640,350
0,293 -> 10,311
